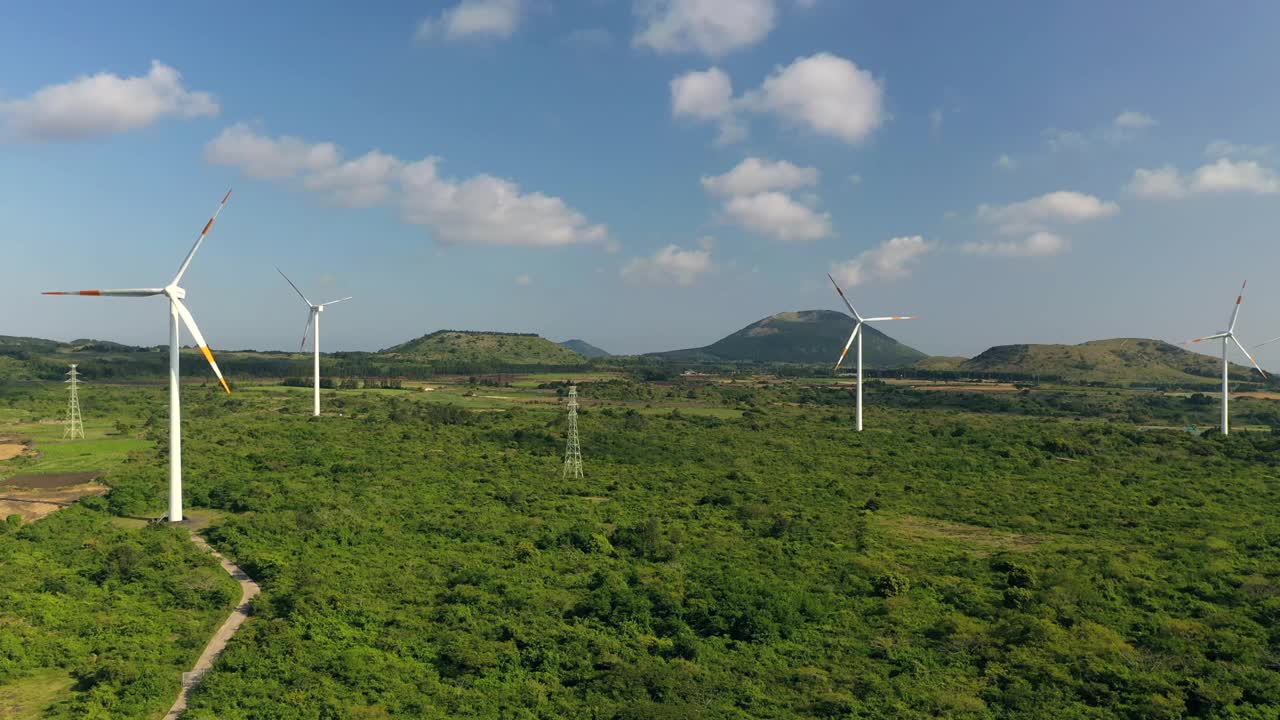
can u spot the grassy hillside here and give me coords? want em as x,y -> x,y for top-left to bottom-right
954,338 -> 1259,385
381,330 -> 588,366
560,339 -> 611,358
651,310 -> 926,368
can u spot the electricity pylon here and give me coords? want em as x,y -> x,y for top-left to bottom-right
64,364 -> 84,439
562,384 -> 583,479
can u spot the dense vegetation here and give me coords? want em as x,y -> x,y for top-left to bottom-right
2,374 -> 1278,718
649,310 -> 927,368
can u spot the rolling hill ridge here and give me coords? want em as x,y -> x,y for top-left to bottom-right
916,338 -> 1264,385
380,330 -> 588,366
648,310 -> 927,368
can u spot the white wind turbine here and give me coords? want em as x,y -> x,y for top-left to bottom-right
44,191 -> 233,523
276,268 -> 351,417
1188,280 -> 1267,435
828,273 -> 916,432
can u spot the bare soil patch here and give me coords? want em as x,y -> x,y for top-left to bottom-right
0,482 -> 107,522
910,383 -> 1022,394
1235,391 -> 1280,401
4,471 -> 101,489
0,443 -> 29,461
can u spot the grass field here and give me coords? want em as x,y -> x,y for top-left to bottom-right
0,669 -> 74,720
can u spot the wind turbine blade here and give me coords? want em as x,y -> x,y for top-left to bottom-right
172,299 -> 231,393
862,315 -> 918,322
300,311 -> 314,353
172,189 -> 232,286
826,273 -> 862,321
1230,335 -> 1268,378
1228,280 -> 1247,332
43,288 -> 164,297
1254,336 -> 1280,349
1187,333 -> 1229,344
276,267 -> 312,306
834,323 -> 861,372
319,297 -> 353,307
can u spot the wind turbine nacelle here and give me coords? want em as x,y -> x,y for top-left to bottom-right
164,285 -> 187,300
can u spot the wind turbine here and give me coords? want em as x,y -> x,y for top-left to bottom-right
276,268 -> 351,417
1188,280 -> 1267,435
44,191 -> 233,523
827,273 -> 916,432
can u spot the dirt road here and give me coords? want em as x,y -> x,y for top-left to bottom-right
163,533 -> 260,719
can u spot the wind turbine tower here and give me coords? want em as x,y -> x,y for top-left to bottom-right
563,384 -> 583,479
276,268 -> 352,417
1189,280 -> 1268,434
827,273 -> 916,432
44,191 -> 234,523
63,364 -> 84,440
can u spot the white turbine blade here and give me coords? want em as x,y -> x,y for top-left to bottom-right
1254,336 -> 1280,349
862,315 -> 917,322
834,323 -> 861,372
300,311 -> 314,352
172,189 -> 232,286
43,288 -> 164,297
1230,335 -> 1268,378
1228,280 -> 1247,332
276,267 -> 312,306
318,297 -> 353,307
827,273 -> 862,321
172,299 -> 231,393
1186,332 -> 1229,344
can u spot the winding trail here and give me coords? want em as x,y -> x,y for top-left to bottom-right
163,533 -> 260,719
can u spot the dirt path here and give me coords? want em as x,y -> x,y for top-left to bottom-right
163,533 -> 260,719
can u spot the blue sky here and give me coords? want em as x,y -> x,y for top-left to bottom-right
4,1 -> 1280,361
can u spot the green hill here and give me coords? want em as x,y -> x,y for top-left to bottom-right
380,330 -> 588,366
649,310 -> 927,368
560,339 -> 611,358
932,338 -> 1260,385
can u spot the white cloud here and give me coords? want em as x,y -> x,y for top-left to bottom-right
994,154 -> 1017,170
0,60 -> 217,141
963,231 -> 1068,258
205,125 -> 607,248
1127,165 -> 1187,199
400,158 -> 608,247
722,191 -> 831,242
743,53 -> 884,144
670,67 -> 733,120
621,243 -> 715,286
417,0 -> 523,41
1129,158 -> 1280,199
515,273 -> 533,286
701,157 -> 830,241
1192,158 -> 1280,195
302,151 -> 402,208
1113,111 -> 1156,130
634,0 -> 776,57
205,124 -> 341,180
978,191 -> 1119,235
1205,140 -> 1272,159
672,53 -> 885,146
700,157 -> 818,197
829,235 -> 934,287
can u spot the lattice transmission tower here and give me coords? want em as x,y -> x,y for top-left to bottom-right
64,364 -> 84,440
562,384 -> 583,479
